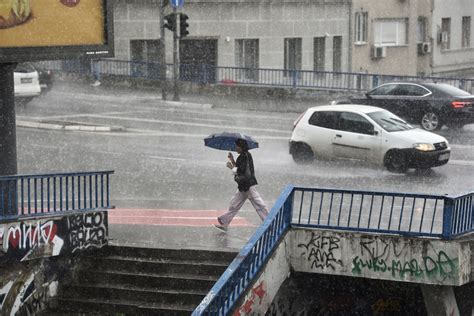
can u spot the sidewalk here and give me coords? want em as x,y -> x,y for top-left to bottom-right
107,208 -> 260,252
53,78 -> 337,113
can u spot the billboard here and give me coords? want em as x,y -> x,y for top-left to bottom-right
0,0 -> 114,63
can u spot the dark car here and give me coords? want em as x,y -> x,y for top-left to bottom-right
340,82 -> 474,131
36,65 -> 54,94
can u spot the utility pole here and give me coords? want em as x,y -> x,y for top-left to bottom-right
159,0 -> 167,100
172,7 -> 180,101
0,63 -> 18,176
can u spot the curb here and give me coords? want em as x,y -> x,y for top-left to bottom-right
17,120 -> 124,132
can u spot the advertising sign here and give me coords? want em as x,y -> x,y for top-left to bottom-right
0,0 -> 114,62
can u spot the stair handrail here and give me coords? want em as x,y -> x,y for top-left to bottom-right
193,185 -> 294,315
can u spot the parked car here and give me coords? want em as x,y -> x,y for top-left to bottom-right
14,63 -> 41,105
289,105 -> 451,173
335,82 -> 474,131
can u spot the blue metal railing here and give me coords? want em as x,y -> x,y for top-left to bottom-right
193,185 -> 473,315
193,186 -> 294,316
39,59 -> 474,93
0,171 -> 114,221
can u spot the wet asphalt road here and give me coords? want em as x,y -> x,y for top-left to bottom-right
15,82 -> 474,227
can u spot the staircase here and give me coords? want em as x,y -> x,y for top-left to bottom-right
46,246 -> 236,315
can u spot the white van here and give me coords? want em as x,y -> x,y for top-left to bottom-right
14,63 -> 41,105
289,105 -> 450,172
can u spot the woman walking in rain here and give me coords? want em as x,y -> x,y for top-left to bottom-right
214,138 -> 269,232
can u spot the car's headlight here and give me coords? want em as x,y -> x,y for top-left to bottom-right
413,143 -> 435,151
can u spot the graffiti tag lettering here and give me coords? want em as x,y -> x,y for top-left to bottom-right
67,212 -> 107,253
351,237 -> 459,280
298,232 -> 342,270
5,221 -> 57,252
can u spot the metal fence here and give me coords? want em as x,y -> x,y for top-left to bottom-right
0,171 -> 114,221
193,185 -> 473,315
39,59 -> 474,93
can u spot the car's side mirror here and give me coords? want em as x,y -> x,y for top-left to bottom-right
365,92 -> 372,99
372,130 -> 379,136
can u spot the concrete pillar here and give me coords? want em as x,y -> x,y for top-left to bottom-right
421,285 -> 460,316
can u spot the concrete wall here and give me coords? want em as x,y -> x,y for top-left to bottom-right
113,0 -> 350,71
351,0 -> 432,76
0,255 -> 71,315
432,0 -> 474,76
1,210 -> 108,261
232,233 -> 291,315
290,229 -> 472,286
0,210 -> 108,314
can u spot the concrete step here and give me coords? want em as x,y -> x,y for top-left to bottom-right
97,245 -> 237,264
79,255 -> 229,278
74,270 -> 217,292
62,283 -> 205,306
47,297 -> 194,315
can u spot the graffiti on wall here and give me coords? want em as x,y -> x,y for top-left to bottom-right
0,260 -> 63,316
67,211 -> 107,253
351,237 -> 459,281
294,230 -> 463,285
297,231 -> 343,270
0,210 -> 108,261
2,220 -> 65,262
233,281 -> 267,316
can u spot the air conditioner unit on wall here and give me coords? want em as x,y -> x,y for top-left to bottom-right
372,46 -> 387,59
417,42 -> 432,55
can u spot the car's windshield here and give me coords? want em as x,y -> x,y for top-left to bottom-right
367,111 -> 414,132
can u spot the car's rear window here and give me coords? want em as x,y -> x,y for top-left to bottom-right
428,84 -> 471,97
308,111 -> 339,129
367,111 -> 414,132
15,63 -> 36,73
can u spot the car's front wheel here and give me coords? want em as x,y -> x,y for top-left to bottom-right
420,111 -> 443,131
385,150 -> 408,173
291,143 -> 314,164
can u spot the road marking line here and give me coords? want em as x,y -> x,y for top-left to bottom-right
449,159 -> 474,166
85,114 -> 291,134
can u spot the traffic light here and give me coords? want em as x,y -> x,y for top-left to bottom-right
179,13 -> 189,38
164,13 -> 176,31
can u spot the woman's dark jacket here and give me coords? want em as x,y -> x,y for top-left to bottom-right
234,152 -> 258,192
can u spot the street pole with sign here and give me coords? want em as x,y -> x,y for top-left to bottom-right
172,6 -> 180,101
159,0 -> 167,100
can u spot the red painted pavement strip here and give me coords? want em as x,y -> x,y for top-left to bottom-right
108,209 -> 255,227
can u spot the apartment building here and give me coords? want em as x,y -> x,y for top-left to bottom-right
112,0 -> 351,81
350,0 -> 432,76
431,0 -> 474,76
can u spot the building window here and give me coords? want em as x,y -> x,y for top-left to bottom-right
284,38 -> 302,77
355,12 -> 368,44
313,37 -> 326,71
130,40 -> 161,78
333,36 -> 342,72
441,18 -> 451,49
416,17 -> 427,43
462,16 -> 471,48
235,39 -> 259,80
373,19 -> 408,46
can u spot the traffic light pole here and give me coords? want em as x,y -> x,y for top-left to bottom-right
159,0 -> 167,100
172,7 -> 180,101
0,63 -> 18,176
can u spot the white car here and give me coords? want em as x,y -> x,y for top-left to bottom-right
289,105 -> 451,172
14,63 -> 41,104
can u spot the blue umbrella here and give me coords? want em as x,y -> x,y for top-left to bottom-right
204,132 -> 259,151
